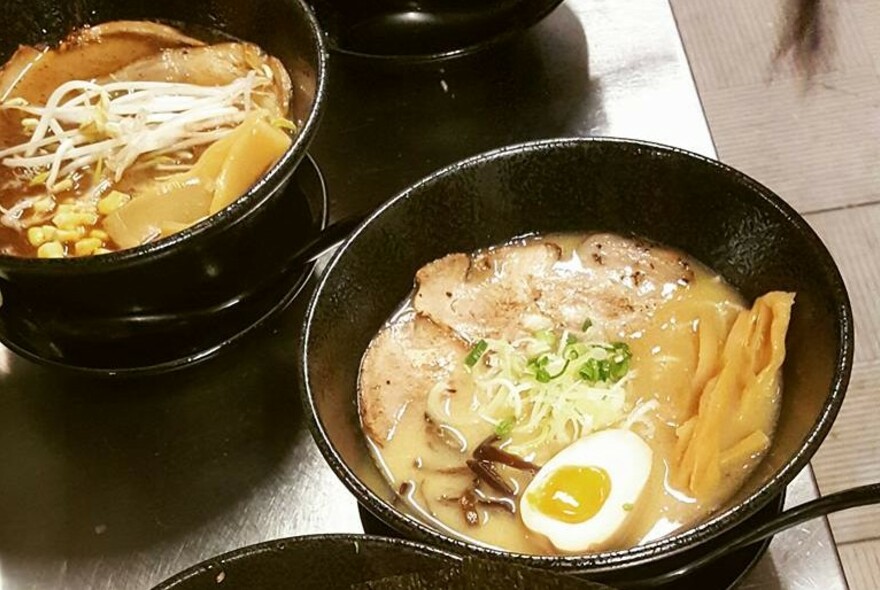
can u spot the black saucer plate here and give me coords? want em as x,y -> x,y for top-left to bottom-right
358,490 -> 786,589
310,0 -> 564,63
34,155 -> 328,377
141,154 -> 330,374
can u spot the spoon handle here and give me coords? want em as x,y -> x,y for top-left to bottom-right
728,482 -> 880,553
287,213 -> 366,268
627,482 -> 880,588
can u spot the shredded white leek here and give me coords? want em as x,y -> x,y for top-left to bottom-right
0,72 -> 282,191
466,330 -> 635,457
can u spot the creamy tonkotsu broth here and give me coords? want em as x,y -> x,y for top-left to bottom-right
358,233 -> 795,555
0,21 -> 299,258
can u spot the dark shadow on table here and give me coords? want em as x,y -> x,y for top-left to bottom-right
311,2 -> 603,220
0,293 -> 309,558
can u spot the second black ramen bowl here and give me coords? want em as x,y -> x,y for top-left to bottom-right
300,138 -> 853,583
309,0 -> 564,62
0,0 -> 327,373
152,535 -> 457,590
152,533 -> 613,589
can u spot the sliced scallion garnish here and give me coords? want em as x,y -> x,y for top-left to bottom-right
495,417 -> 516,437
465,328 -> 633,456
465,339 -> 489,367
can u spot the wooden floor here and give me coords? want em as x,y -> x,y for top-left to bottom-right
669,0 -> 880,587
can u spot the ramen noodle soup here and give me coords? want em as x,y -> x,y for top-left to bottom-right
0,21 -> 300,258
358,233 -> 794,554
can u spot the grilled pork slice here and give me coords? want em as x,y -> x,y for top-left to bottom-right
103,42 -> 292,115
413,234 -> 695,342
0,21 -> 203,103
413,242 -> 561,342
359,313 -> 467,445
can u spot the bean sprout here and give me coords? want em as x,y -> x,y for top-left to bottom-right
0,72 -> 273,190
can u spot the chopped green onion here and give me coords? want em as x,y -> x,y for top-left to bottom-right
608,342 -> 632,382
578,343 -> 631,384
464,328 -> 634,457
465,339 -> 489,367
547,359 -> 571,380
610,342 -> 632,359
535,367 -> 551,383
622,503 -> 634,511
582,318 -> 593,331
495,417 -> 516,437
529,354 -> 555,382
528,354 -> 550,369
579,358 -> 601,382
533,357 -> 572,382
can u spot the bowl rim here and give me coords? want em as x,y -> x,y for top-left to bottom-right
1,153 -> 329,376
322,0 -> 564,63
300,136 -> 854,573
0,0 -> 328,271
150,533 -> 462,590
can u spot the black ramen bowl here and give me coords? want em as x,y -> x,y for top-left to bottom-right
0,0 -> 327,373
300,138 -> 853,583
152,533 -> 614,589
152,535 -> 457,590
308,0 -> 564,62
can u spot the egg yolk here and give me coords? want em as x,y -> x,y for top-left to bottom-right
528,465 -> 611,523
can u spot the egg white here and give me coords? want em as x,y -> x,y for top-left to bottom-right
519,428 -> 653,553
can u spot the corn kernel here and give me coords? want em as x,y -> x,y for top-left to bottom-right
50,212 -> 75,230
50,178 -> 74,194
52,211 -> 98,230
89,229 -> 109,241
27,227 -> 47,247
32,196 -> 56,214
74,237 -> 102,256
93,248 -> 111,255
40,225 -> 57,240
55,227 -> 86,242
37,241 -> 64,258
98,191 -> 131,215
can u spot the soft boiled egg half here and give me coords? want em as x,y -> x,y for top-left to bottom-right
519,428 -> 653,553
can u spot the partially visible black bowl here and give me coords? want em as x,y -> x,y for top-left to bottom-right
300,138 -> 853,583
151,533 -> 615,589
152,535 -> 457,590
309,0 -> 564,62
0,0 -> 327,373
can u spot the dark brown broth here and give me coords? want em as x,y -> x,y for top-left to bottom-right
0,28 -> 184,257
0,21 -> 284,258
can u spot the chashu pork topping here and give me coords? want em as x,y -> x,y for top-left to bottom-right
359,313 -> 468,445
413,234 -> 695,343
